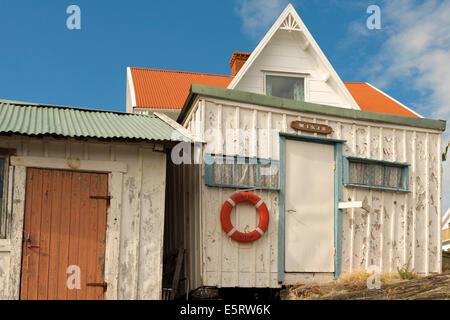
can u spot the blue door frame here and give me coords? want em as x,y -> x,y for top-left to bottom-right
278,132 -> 345,282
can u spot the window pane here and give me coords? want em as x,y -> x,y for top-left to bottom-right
266,75 -> 304,101
369,164 -> 385,186
211,156 -> 221,184
347,158 -> 407,191
236,159 -> 257,187
211,156 -> 234,185
349,162 -> 368,185
386,166 -> 402,188
259,161 -> 279,189
206,155 -> 280,190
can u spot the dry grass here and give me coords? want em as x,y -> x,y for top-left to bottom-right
288,270 -> 406,300
337,270 -> 402,285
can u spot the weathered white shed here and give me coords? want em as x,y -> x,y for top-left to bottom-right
160,4 -> 447,294
165,84 -> 446,291
0,100 -> 190,300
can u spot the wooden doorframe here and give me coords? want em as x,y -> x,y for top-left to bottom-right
277,133 -> 345,283
7,156 -> 126,300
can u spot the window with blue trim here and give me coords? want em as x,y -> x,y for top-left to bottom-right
205,154 -> 280,190
344,157 -> 409,192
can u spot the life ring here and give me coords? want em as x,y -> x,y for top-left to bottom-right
220,192 -> 269,243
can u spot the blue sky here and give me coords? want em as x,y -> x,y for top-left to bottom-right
0,0 -> 449,210
0,0 -> 435,112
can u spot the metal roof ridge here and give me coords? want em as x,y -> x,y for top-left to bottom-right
0,99 -> 150,116
129,67 -> 233,78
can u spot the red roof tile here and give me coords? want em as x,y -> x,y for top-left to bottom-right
344,82 -> 420,118
130,68 -> 420,117
130,68 -> 232,109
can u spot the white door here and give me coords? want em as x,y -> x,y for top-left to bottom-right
285,140 -> 335,273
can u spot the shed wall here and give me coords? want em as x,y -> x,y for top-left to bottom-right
0,136 -> 167,300
178,97 -> 442,288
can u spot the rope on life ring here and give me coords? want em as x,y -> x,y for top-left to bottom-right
220,192 -> 269,243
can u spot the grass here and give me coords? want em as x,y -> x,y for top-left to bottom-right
397,258 -> 417,280
288,270 -> 408,300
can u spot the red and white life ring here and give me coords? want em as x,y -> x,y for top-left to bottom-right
220,192 -> 269,243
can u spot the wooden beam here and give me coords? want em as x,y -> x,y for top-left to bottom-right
10,156 -> 127,173
170,248 -> 184,300
338,197 -> 370,212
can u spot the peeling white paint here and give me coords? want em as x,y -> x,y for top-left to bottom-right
0,137 -> 167,300
170,97 -> 443,290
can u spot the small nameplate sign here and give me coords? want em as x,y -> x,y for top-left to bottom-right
290,120 -> 333,135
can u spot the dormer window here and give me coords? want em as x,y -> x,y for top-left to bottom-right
266,75 -> 305,101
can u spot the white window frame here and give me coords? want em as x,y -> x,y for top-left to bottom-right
262,71 -> 310,102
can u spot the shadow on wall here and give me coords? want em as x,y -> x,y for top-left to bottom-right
443,251 -> 450,273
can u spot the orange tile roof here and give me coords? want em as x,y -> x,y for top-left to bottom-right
130,68 -> 232,110
344,82 -> 420,118
130,68 -> 420,117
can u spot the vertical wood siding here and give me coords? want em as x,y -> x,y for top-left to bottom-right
175,97 -> 443,289
20,168 -> 107,300
0,138 -> 167,300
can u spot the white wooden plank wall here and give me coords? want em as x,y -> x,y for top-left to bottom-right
180,97 -> 442,288
0,137 -> 167,299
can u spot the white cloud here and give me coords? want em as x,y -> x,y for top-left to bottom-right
235,0 -> 450,211
235,0 -> 289,39
369,1 -> 450,119
357,0 -> 450,212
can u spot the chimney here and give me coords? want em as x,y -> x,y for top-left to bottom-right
229,52 -> 251,76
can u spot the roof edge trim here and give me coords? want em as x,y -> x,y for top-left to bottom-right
228,3 -> 360,110
365,83 -> 423,118
178,84 -> 446,132
153,112 -> 195,142
127,67 -> 137,107
0,99 -> 130,115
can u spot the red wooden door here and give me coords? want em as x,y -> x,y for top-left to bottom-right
20,168 -> 108,300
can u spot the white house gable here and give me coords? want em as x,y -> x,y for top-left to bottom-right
126,67 -> 137,114
229,4 -> 360,109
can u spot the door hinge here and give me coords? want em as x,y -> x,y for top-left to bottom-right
23,236 -> 40,249
90,195 -> 112,206
333,161 -> 336,171
86,282 -> 108,291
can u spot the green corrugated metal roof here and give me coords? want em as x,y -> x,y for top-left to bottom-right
0,99 -> 190,142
